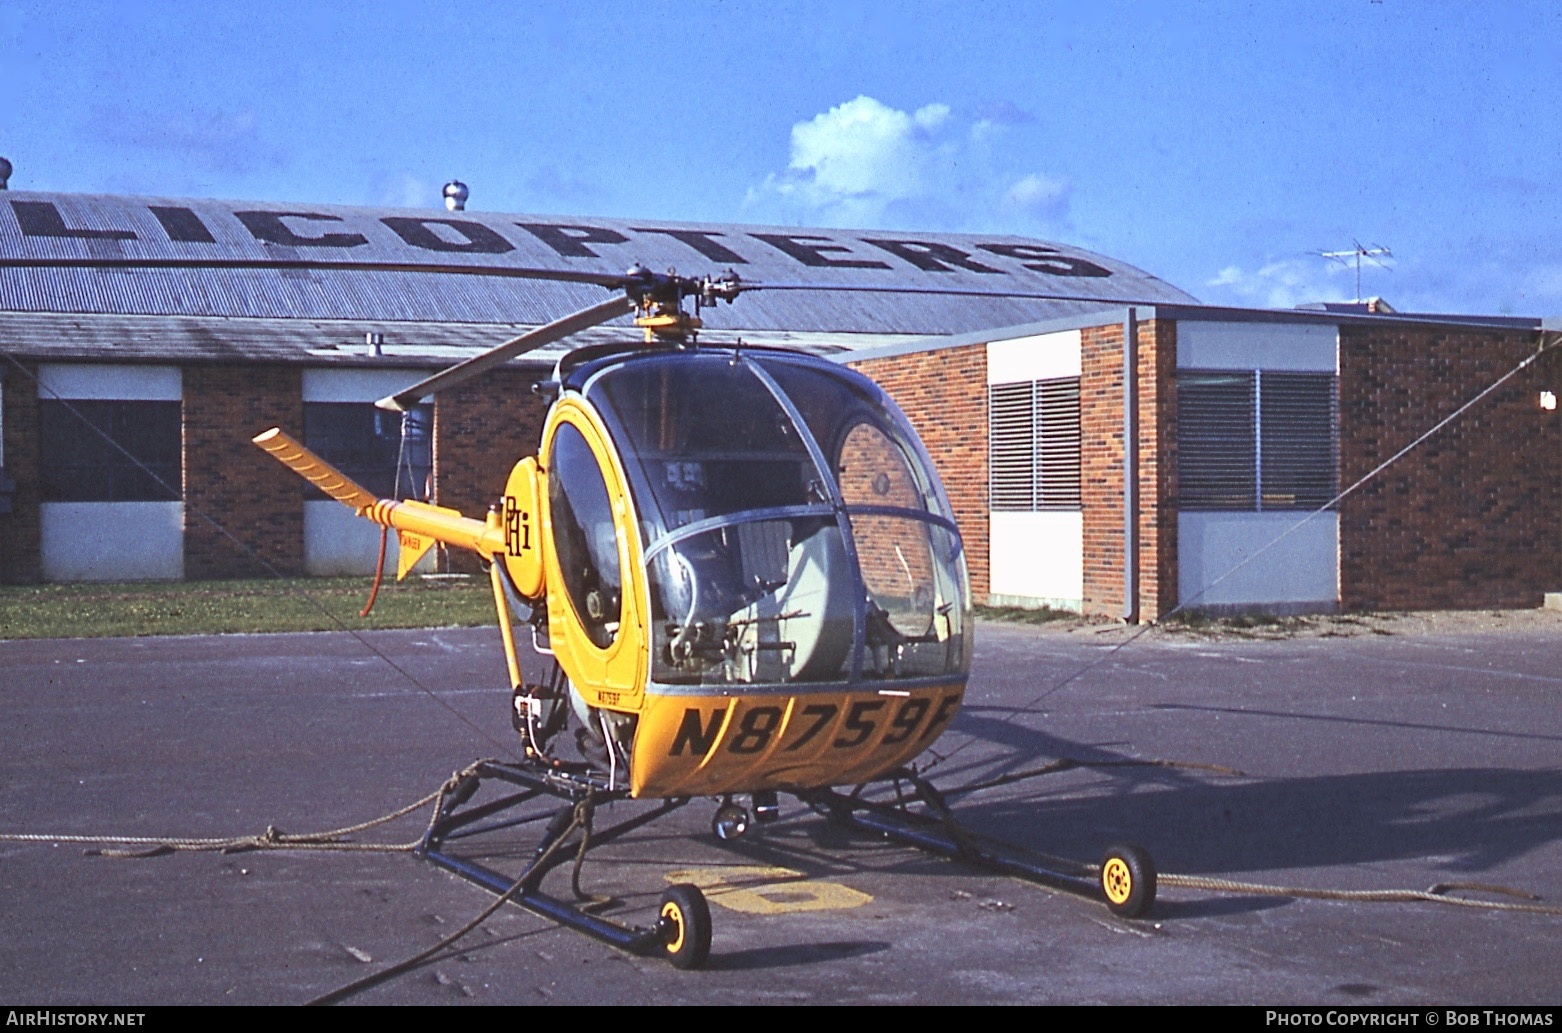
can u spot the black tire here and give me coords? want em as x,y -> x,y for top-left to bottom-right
1100,844 -> 1156,919
658,884 -> 712,970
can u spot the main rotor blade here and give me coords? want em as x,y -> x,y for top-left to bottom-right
0,255 -> 633,288
376,293 -> 636,411
737,281 -> 1182,306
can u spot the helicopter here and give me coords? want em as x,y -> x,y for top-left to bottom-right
253,265 -> 1157,969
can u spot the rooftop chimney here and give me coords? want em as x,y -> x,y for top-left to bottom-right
442,180 -> 469,211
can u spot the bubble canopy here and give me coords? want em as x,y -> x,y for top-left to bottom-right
554,347 -> 972,689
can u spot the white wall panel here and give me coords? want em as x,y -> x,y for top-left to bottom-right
38,364 -> 181,400
302,369 -> 433,575
1176,321 -> 1337,372
989,510 -> 1083,610
986,330 -> 1081,385
40,502 -> 184,581
303,368 -> 426,403
304,500 -> 435,577
1178,511 -> 1338,608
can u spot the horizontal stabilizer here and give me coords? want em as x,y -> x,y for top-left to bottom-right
396,529 -> 437,581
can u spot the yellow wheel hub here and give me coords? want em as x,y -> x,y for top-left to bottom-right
1102,857 -> 1133,905
661,901 -> 687,953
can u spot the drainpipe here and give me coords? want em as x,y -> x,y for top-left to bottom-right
1123,307 -> 1139,623
1548,317 -> 1562,612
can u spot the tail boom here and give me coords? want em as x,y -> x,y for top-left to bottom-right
252,427 -> 505,578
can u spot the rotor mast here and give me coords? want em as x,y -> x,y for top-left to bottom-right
624,264 -> 742,344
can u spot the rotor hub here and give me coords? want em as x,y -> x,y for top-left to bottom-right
622,265 -> 742,345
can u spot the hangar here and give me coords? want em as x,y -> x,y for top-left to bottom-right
0,187 -> 1556,618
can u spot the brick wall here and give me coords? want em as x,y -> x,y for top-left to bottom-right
1137,319 -> 1178,622
15,318 -> 1548,613
183,364 -> 305,579
433,367 -> 548,574
1339,324 -> 1561,609
1080,324 -> 1125,616
0,362 -> 42,584
851,323 -> 1175,621
1082,316 -> 1177,623
848,344 -> 990,601
4,359 -> 553,583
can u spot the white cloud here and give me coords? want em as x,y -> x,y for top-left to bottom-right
1005,173 -> 1069,220
782,96 -> 936,215
913,103 -> 951,131
746,95 -> 1069,231
1202,258 -> 1358,309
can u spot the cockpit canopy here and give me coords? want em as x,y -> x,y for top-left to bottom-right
549,347 -> 971,688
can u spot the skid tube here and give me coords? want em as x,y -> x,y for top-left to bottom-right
418,759 -> 692,959
796,768 -> 1154,916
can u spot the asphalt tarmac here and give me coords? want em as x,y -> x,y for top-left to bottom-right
1,618 -> 1558,1005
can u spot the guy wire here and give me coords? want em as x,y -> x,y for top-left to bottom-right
923,332 -> 1562,773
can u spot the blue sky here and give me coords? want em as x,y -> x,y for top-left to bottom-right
3,1 -> 1559,316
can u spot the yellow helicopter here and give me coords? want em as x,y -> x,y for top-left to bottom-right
254,266 -> 1155,969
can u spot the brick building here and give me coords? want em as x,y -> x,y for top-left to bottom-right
2,189 -> 1556,617
851,306 -> 1561,619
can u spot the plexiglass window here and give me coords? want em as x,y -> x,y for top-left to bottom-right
548,422 -> 622,649
756,355 -> 968,679
584,351 -> 969,686
590,356 -> 820,532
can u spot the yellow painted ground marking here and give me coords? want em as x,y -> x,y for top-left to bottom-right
665,865 -> 872,915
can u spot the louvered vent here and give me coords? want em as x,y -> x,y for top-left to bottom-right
1036,377 -> 1081,508
989,376 -> 1080,511
989,382 -> 1035,511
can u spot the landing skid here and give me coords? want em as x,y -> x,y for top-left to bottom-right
798,768 -> 1157,920
419,761 -> 1156,972
419,759 -> 710,968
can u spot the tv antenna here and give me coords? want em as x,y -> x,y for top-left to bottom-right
1319,241 -> 1392,301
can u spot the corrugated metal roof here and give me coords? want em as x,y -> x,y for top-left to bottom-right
845,302 -> 1545,365
0,191 -> 1197,337
0,310 -> 921,367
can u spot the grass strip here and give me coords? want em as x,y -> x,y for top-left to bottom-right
0,576 -> 498,640
3,584 -> 1409,643
973,603 -> 1080,625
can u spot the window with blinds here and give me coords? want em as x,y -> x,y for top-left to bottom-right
39,400 -> 182,502
989,376 -> 1081,511
1178,370 -> 1337,511
303,402 -> 433,501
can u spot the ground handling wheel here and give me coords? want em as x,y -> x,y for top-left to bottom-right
1100,844 -> 1156,918
657,884 -> 712,969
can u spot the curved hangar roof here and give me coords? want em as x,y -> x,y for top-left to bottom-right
0,191 -> 1196,341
